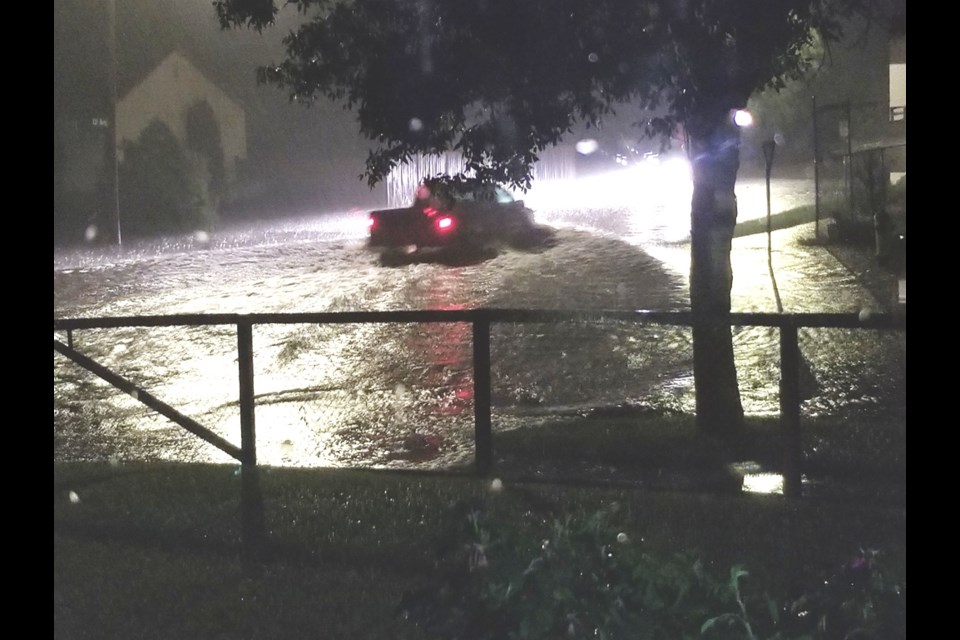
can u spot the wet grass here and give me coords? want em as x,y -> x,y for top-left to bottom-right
55,414 -> 906,640
495,413 -> 905,481
733,204 -> 817,237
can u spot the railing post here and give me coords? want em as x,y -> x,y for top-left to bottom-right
472,312 -> 493,475
237,320 -> 264,560
780,324 -> 802,498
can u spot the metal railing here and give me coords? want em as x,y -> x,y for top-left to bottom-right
54,308 -> 906,554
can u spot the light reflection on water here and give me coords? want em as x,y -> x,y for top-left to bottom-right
742,472 -> 785,495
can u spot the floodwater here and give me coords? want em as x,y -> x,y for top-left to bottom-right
54,170 -> 905,472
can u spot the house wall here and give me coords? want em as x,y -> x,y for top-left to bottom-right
888,34 -> 906,123
117,52 -> 246,180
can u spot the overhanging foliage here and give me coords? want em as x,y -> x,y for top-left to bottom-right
214,0 -> 883,191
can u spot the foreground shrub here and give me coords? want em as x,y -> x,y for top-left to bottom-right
398,499 -> 904,639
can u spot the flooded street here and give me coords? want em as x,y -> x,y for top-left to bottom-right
54,172 -> 905,471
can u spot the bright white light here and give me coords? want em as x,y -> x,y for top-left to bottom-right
490,478 -> 503,492
84,225 -> 98,242
734,109 -> 754,127
68,491 -> 80,504
194,230 -> 210,244
742,472 -> 783,495
525,155 -> 692,215
660,155 -> 692,183
409,117 -> 423,132
632,154 -> 692,195
575,138 -> 600,155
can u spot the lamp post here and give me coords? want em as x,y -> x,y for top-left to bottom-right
762,139 -> 782,314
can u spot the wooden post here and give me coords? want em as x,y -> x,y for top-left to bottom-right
780,324 -> 802,498
472,314 -> 493,475
237,320 -> 264,560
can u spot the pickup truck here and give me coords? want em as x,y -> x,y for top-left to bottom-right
367,181 -> 540,263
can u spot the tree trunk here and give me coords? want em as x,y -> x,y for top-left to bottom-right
688,115 -> 744,436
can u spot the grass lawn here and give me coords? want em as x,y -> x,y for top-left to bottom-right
55,415 -> 905,639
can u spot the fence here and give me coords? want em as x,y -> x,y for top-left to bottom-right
54,308 -> 906,554
812,98 -> 907,243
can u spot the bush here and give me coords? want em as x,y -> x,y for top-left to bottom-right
398,500 -> 905,639
119,119 -> 216,238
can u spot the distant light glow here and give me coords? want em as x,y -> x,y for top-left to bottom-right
575,138 -> 600,155
734,109 -> 754,127
84,225 -> 98,242
742,472 -> 783,495
409,117 -> 423,132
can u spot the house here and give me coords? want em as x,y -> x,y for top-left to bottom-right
887,20 -> 906,184
117,51 -> 246,182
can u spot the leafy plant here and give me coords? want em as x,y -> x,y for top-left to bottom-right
185,99 -> 227,202
398,499 -> 905,640
772,548 -> 906,640
119,118 -> 217,237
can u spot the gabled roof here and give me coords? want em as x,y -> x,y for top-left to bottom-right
119,50 -> 241,110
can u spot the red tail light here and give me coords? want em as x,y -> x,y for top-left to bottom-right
435,216 -> 455,233
368,216 -> 377,231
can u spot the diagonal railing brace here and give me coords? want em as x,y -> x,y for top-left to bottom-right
53,338 -> 243,461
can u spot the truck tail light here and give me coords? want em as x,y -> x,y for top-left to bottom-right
435,216 -> 455,233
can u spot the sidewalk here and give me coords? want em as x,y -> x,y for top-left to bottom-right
823,241 -> 904,314
733,206 -> 905,314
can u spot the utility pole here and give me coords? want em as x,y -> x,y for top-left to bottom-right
106,0 -> 122,245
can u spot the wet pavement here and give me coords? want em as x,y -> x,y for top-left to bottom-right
54,172 -> 905,474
